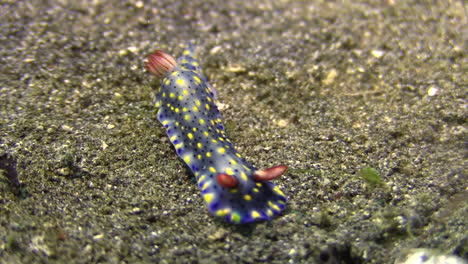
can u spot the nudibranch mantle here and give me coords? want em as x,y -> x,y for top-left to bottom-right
145,43 -> 287,224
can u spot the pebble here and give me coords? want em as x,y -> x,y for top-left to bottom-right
427,86 -> 439,96
395,248 -> 467,264
371,50 -> 385,58
322,69 -> 337,85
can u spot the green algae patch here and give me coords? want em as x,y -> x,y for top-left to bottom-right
359,167 -> 384,189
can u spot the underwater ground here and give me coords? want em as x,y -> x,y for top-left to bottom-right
0,0 -> 466,263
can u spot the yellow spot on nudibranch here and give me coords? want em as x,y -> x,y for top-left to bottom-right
183,50 -> 190,55
244,195 -> 252,201
206,152 -> 212,158
183,155 -> 191,164
251,211 -> 261,219
201,181 -> 211,191
256,182 -> 262,187
273,186 -> 285,197
192,106 -> 199,112
218,147 -> 226,154
175,143 -> 183,149
268,201 -> 281,212
225,168 -> 234,175
169,92 -> 175,98
266,209 -> 273,217
161,120 -> 169,125
193,76 -> 201,84
182,107 -> 188,112
197,154 -> 202,160
199,119 -> 205,125
241,172 -> 248,181
253,188 -> 259,193
195,100 -> 201,106
203,131 -> 209,137
216,208 -> 231,217
205,104 -> 210,110
184,114 -> 191,121
187,133 -> 194,140
209,167 -> 216,173
170,135 -> 177,142
171,71 -> 178,76
192,61 -> 199,66
236,153 -> 242,158
175,108 -> 180,113
178,95 -> 183,101
230,159 -> 237,165
197,142 -> 203,149
183,90 -> 189,95
203,193 -> 214,204
176,79 -> 185,86
230,188 -> 238,194
197,175 -> 206,184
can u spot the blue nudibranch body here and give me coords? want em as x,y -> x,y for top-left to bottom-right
145,43 -> 287,224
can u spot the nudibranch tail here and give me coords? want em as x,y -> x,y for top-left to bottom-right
145,50 -> 177,77
146,43 -> 287,224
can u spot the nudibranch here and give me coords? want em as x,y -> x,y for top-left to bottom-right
145,43 -> 287,224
